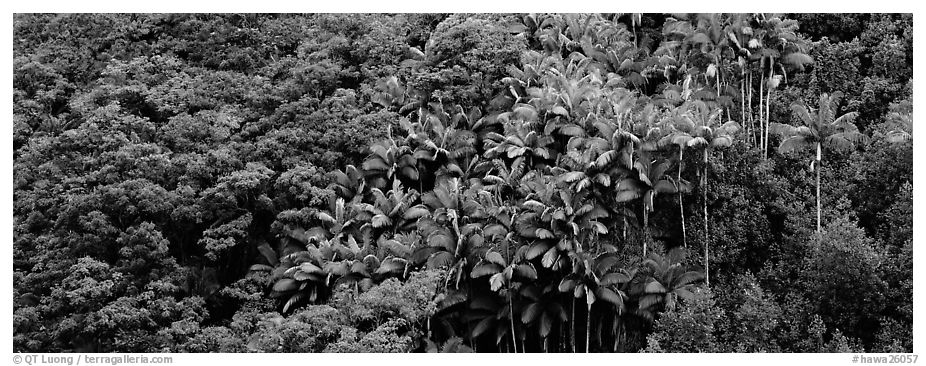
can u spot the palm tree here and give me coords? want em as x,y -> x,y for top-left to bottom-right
470,248 -> 537,353
751,14 -> 813,159
634,248 -> 704,317
686,13 -> 732,98
614,148 -> 677,258
685,100 -> 740,286
484,120 -> 555,183
557,251 -> 630,352
658,105 -> 698,249
362,134 -> 419,189
518,283 -> 568,352
774,92 -> 866,234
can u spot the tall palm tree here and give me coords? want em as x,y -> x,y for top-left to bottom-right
518,283 -> 568,352
774,92 -> 866,234
752,14 -> 813,159
471,248 -> 537,353
658,105 -> 698,249
557,251 -> 630,352
684,100 -> 740,286
614,148 -> 677,258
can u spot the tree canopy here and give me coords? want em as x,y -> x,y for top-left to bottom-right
13,13 -> 912,353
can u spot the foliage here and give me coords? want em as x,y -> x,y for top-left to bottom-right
13,13 -> 911,353
643,287 -> 722,352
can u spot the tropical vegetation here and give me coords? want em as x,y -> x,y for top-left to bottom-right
13,13 -> 912,353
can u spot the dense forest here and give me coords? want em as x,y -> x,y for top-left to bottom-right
12,13 -> 912,353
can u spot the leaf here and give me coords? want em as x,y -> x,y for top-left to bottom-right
675,287 -> 696,302
429,234 -> 455,251
485,251 -> 507,266
575,178 -> 591,192
711,136 -> 733,148
437,290 -> 469,311
293,271 -> 322,282
644,280 -> 667,294
638,293 -> 663,310
299,262 -> 323,274
282,292 -> 304,313
552,106 -> 569,116
376,257 -> 407,275
595,150 -> 617,168
540,312 -> 553,337
323,261 -> 349,276
615,189 -> 641,203
471,263 -> 503,278
523,199 -> 546,211
778,136 -> 812,155
521,302 -> 542,324
513,104 -> 538,121
654,180 -> 677,194
596,287 -> 624,309
526,242 -> 552,260
686,136 -> 708,148
411,246 -> 442,265
675,271 -> 705,286
316,211 -> 337,225
559,124 -> 585,137
471,317 -> 494,338
403,205 -> 430,220
542,247 -> 558,268
535,228 -> 555,239
362,157 -> 390,172
599,272 -> 631,286
782,52 -> 814,71
272,278 -> 299,292
558,278 -> 577,292
427,251 -> 455,269
371,214 -> 392,228
483,223 -> 508,240
514,263 -> 538,280
489,272 -> 507,292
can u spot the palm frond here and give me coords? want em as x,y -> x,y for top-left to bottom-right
790,103 -> 814,128
778,135 -> 813,154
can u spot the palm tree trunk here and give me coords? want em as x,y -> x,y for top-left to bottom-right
612,315 -> 620,352
632,15 -> 638,49
764,61 -> 774,160
643,208 -> 649,258
740,70 -> 749,136
715,57 -> 722,98
571,297 -> 577,353
509,290 -> 518,353
679,147 -> 687,249
816,142 -> 822,234
561,317 -> 567,352
747,70 -> 755,146
703,149 -> 710,286
585,303 -> 592,353
758,63 -> 765,154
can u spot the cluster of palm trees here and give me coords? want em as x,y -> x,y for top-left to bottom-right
256,13 -> 872,352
